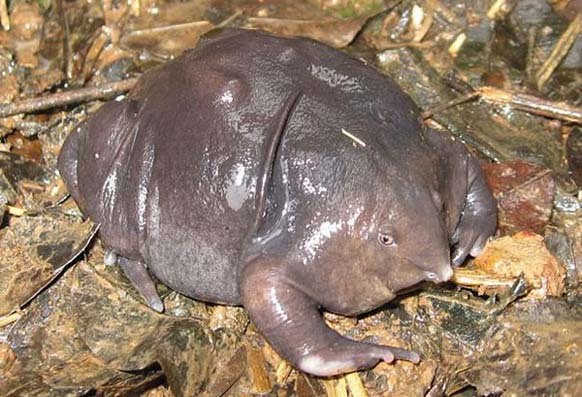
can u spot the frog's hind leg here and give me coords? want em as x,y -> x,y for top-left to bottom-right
117,256 -> 164,312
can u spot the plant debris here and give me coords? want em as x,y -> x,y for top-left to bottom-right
474,231 -> 567,298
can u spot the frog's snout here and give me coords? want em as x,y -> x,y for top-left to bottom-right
424,265 -> 453,283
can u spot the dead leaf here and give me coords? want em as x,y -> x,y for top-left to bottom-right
121,21 -> 214,60
474,231 -> 566,298
246,15 -> 372,48
482,160 -> 556,233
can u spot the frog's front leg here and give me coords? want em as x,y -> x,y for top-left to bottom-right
240,257 -> 419,377
451,156 -> 497,266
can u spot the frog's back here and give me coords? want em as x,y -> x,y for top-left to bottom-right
67,29 -> 429,304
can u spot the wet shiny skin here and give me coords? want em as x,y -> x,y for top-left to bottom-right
58,28 -> 497,376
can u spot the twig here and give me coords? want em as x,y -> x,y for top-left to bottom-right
275,361 -> 292,384
535,13 -> 582,90
525,27 -> 538,80
496,168 -> 553,198
6,205 -> 26,216
479,86 -> 582,123
336,376 -> 348,397
79,28 -> 109,84
0,311 -> 21,327
321,379 -> 336,397
451,268 -> 515,288
423,86 -> 582,124
0,78 -> 138,118
58,0 -> 74,80
422,91 -> 480,119
448,33 -> 466,57
411,4 -> 433,43
374,40 -> 434,50
130,0 -> 141,17
487,0 -> 507,20
0,0 -> 9,31
126,21 -> 213,36
346,373 -> 368,397
218,10 -> 243,28
341,128 -> 367,147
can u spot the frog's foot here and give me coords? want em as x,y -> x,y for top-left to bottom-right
298,343 -> 419,376
117,256 -> 164,312
241,257 -> 419,377
452,157 -> 497,266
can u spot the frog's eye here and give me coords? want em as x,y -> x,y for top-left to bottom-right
378,232 -> 396,247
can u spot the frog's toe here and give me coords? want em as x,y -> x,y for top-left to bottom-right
361,337 -> 420,363
389,346 -> 420,364
452,234 -> 472,266
452,223 -> 494,266
452,227 -> 479,266
118,257 -> 164,312
104,249 -> 118,266
469,233 -> 490,257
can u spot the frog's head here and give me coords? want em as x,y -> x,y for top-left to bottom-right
266,141 -> 454,315
363,178 -> 453,290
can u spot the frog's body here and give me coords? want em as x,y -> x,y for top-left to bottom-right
58,28 -> 497,376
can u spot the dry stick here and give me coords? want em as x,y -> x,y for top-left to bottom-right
0,78 -> 138,118
376,40 -> 434,50
0,311 -> 21,328
536,13 -> 582,90
422,87 -> 582,124
487,0 -> 507,20
497,168 -> 553,198
130,0 -> 141,17
451,268 -> 515,289
479,86 -> 582,124
217,10 -> 243,28
412,3 -> 433,43
275,361 -> 292,384
59,0 -> 74,81
321,379 -> 336,397
126,20 -> 213,36
345,373 -> 369,397
80,29 -> 109,83
335,376 -> 348,397
525,26 -> 538,80
0,0 -> 9,31
421,91 -> 480,119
